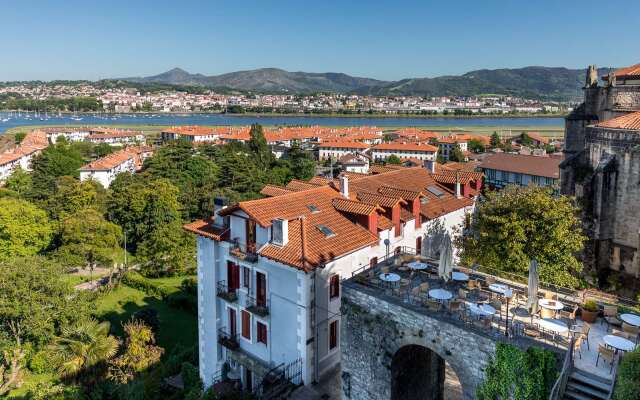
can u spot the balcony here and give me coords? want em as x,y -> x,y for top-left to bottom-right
246,294 -> 270,317
218,328 -> 239,350
229,240 -> 259,263
216,281 -> 238,303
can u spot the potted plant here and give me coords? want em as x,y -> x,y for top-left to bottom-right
581,299 -> 599,323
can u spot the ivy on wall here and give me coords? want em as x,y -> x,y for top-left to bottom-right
614,348 -> 640,400
477,343 -> 558,400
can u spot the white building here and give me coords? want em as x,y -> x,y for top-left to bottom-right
370,143 -> 438,162
85,129 -> 145,145
339,153 -> 369,174
183,166 -> 476,392
318,142 -> 371,161
43,127 -> 91,143
437,138 -> 468,161
0,130 -> 48,181
161,126 -> 220,142
79,146 -> 153,187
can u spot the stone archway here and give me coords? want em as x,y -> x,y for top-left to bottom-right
391,345 -> 445,400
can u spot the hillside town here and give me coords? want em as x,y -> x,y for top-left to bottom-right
0,82 -> 568,114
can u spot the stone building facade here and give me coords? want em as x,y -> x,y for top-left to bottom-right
560,63 -> 640,284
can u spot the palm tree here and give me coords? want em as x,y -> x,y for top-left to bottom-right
50,318 -> 119,378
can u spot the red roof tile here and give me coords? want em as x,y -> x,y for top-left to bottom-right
595,111 -> 640,130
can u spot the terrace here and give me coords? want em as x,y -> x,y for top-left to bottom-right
346,249 -> 640,398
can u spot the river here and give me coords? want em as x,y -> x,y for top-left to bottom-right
0,112 -> 564,134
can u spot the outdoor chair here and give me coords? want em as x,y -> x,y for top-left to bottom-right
457,288 -> 468,300
400,278 -> 411,287
581,323 -> 591,349
612,329 -> 632,340
473,317 -> 492,331
426,299 -> 441,312
573,335 -> 583,359
596,344 -> 615,373
544,291 -> 557,300
381,266 -> 390,274
603,305 -> 622,330
448,300 -> 461,314
622,322 -> 639,344
419,282 -> 430,293
559,305 -> 578,327
490,299 -> 503,319
485,276 -> 496,286
467,279 -> 478,290
524,324 -> 540,338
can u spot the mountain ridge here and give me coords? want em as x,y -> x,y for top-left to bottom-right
121,66 -> 616,100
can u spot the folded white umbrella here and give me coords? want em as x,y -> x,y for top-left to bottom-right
527,259 -> 539,314
438,233 -> 454,282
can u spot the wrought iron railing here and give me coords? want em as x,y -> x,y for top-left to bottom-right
230,239 -> 259,263
246,294 -> 270,317
549,335 -> 574,400
216,280 -> 238,302
253,358 -> 303,399
218,327 -> 239,350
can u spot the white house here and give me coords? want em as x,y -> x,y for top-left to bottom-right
339,153 -> 369,174
85,129 -> 145,145
79,146 -> 153,187
0,130 -> 48,181
161,126 -> 220,142
318,142 -> 371,161
183,166 -> 476,393
43,127 -> 91,143
437,138 -> 468,161
370,142 -> 438,162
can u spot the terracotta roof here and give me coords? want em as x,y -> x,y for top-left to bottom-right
399,208 -> 414,222
356,191 -> 406,208
594,110 -> 640,130
308,176 -> 335,186
431,170 -> 483,185
183,219 -> 230,241
80,148 -> 136,171
260,185 -> 294,197
372,143 -> 438,152
442,161 -> 481,172
318,141 -> 370,149
378,215 -> 394,230
332,198 -> 382,216
377,185 -> 423,201
480,153 -> 561,179
163,126 -> 215,136
286,179 -> 322,191
524,132 -> 550,144
606,63 -> 640,79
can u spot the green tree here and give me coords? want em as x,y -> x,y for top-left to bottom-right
520,132 -> 533,146
449,144 -> 465,162
46,176 -> 106,220
614,348 -> 640,400
29,142 -> 84,201
386,154 -> 401,165
56,209 -> 123,279
0,256 -> 90,345
247,124 -> 273,168
458,185 -> 585,287
0,198 -> 53,261
285,143 -> 315,180
94,143 -> 114,158
14,132 -> 26,144
468,138 -> 485,153
50,318 -> 118,378
490,132 -> 501,147
107,320 -> 164,384
3,168 -> 33,197
137,224 -> 195,277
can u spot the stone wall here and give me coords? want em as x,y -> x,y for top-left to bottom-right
340,286 -> 497,400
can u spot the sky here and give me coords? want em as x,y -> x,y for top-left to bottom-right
1,0 -> 638,82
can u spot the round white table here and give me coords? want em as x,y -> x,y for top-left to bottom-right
489,283 -> 513,298
537,318 -> 569,334
621,313 -> 640,327
539,299 -> 564,311
452,272 -> 469,282
429,288 -> 453,301
466,302 -> 496,318
407,261 -> 428,270
379,273 -> 400,283
603,335 -> 636,352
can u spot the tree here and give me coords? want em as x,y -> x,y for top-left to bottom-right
449,144 -> 465,162
50,318 -> 118,378
468,139 -> 485,153
490,132 -> 501,147
94,143 -> 114,158
386,154 -> 401,165
46,176 -> 106,220
29,142 -> 84,201
0,198 -> 53,261
285,143 -> 315,180
56,209 -> 123,279
137,223 -> 195,277
0,256 -> 90,345
3,168 -> 33,197
247,124 -> 273,168
107,320 -> 164,384
520,132 -> 533,146
0,322 -> 26,396
614,347 -> 640,400
458,185 -> 585,287
14,132 -> 26,145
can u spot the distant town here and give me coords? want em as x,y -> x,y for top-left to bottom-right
0,81 -> 570,115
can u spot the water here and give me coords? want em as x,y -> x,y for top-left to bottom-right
0,112 -> 564,134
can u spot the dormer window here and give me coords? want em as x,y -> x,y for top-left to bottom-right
317,224 -> 336,238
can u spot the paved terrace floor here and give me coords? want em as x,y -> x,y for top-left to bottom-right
347,254 -> 640,381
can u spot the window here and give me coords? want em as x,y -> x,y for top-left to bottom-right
329,275 -> 340,299
307,204 -> 320,214
427,186 -> 445,198
241,310 -> 251,340
329,320 -> 338,350
257,321 -> 268,345
243,267 -> 251,289
317,224 -> 336,238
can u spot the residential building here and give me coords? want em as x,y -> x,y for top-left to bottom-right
339,153 -> 370,174
79,146 -> 153,187
85,129 -> 145,145
480,153 -> 561,190
370,143 -> 438,162
436,138 -> 468,161
43,127 -> 91,143
183,166 -> 476,392
318,142 -> 370,161
0,130 -> 48,181
161,126 -> 220,142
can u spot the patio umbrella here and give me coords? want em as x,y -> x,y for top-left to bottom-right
422,234 -> 432,258
526,259 -> 539,315
438,233 -> 454,282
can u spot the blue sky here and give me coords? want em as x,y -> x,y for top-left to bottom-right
2,0 -> 638,81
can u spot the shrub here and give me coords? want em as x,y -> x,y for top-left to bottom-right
582,300 -> 598,312
614,348 -> 640,400
121,272 -> 171,299
167,292 -> 197,315
29,350 -> 54,374
132,308 -> 160,334
181,277 -> 198,296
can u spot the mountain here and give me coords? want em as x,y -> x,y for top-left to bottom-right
122,66 -> 615,100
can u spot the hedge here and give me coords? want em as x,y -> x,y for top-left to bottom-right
121,272 -> 172,299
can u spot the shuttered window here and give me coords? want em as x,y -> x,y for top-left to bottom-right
329,320 -> 338,350
257,321 -> 267,345
329,275 -> 340,299
241,310 -> 251,340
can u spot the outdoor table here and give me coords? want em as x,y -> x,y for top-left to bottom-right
452,272 -> 469,282
539,299 -> 564,319
379,273 -> 401,288
429,288 -> 453,302
621,313 -> 640,327
489,283 -> 513,298
537,318 -> 568,334
466,302 -> 496,318
407,261 -> 428,270
603,334 -> 636,352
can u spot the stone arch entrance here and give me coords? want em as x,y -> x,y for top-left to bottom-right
391,345 -> 446,400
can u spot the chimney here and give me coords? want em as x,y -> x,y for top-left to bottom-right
271,218 -> 288,246
340,175 -> 349,198
424,159 -> 436,174
455,171 -> 462,199
213,197 -> 228,227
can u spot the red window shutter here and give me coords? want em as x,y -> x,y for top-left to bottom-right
243,267 -> 250,289
330,275 -> 340,299
257,322 -> 267,345
329,321 -> 338,350
232,264 -> 240,290
241,310 -> 251,340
